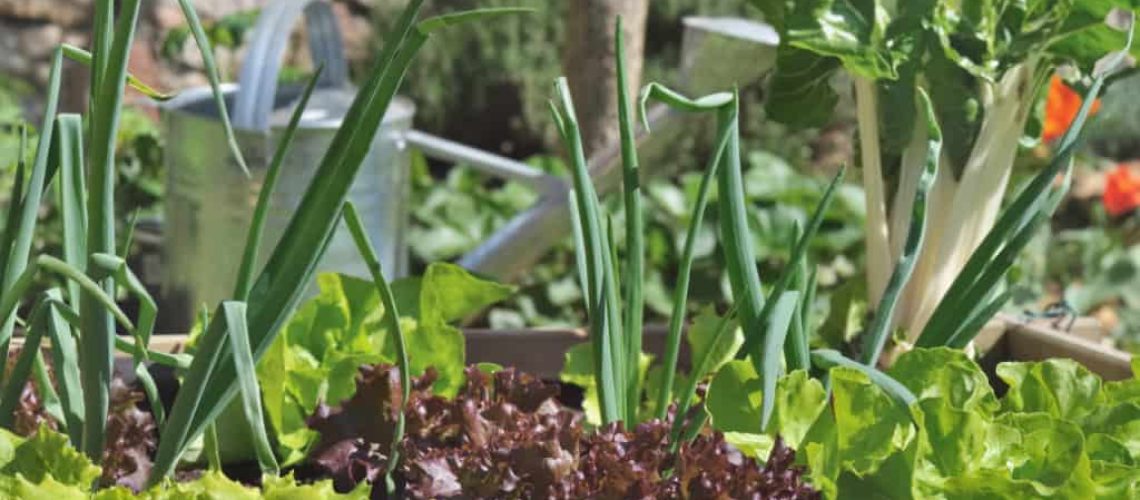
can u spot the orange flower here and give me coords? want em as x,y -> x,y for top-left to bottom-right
1042,75 -> 1101,144
1103,164 -> 1140,217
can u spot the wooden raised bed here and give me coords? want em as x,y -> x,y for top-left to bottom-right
13,315 -> 1130,382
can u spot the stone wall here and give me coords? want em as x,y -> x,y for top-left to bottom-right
0,0 -> 376,113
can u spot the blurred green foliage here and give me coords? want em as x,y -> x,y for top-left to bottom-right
407,149 -> 865,328
0,80 -> 164,260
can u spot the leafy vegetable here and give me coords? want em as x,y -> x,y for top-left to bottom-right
257,264 -> 512,466
710,347 -> 1140,497
753,0 -> 1140,346
307,363 -> 819,498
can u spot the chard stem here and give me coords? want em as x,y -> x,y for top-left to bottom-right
854,76 -> 891,307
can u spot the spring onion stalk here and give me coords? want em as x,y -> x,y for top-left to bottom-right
668,305 -> 737,449
615,18 -> 645,421
553,80 -> 625,424
862,89 -> 942,367
343,202 -> 410,494
629,83 -> 734,423
755,1 -> 1140,355
653,112 -> 733,421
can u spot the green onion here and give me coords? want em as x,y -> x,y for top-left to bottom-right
861,89 -> 941,367
343,202 -> 409,494
222,301 -> 278,475
615,18 -> 645,421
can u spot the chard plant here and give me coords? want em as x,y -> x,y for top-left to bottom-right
753,0 -> 1140,348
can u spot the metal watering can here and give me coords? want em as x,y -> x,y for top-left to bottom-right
161,0 -> 561,328
162,0 -> 778,329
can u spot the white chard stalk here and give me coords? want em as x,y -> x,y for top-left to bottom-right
854,76 -> 891,307
760,0 -> 1133,360
895,59 -> 1041,338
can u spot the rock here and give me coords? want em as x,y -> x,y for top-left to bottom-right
0,0 -> 92,27
18,22 -> 62,59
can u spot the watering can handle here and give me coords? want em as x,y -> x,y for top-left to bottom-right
233,0 -> 350,131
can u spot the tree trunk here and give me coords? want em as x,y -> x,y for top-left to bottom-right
562,0 -> 649,159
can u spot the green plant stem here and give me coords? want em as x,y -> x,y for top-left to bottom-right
233,69 -> 323,300
615,17 -> 644,423
714,97 -> 766,366
655,115 -> 733,421
668,305 -> 737,448
81,0 -> 141,461
553,78 -> 624,425
343,202 -> 409,494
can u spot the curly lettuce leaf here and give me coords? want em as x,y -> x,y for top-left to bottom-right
734,348 -> 1140,496
0,427 -> 100,489
997,358 -> 1102,421
258,263 -> 513,465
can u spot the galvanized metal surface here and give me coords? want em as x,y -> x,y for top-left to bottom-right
162,85 -> 414,327
162,0 -> 415,329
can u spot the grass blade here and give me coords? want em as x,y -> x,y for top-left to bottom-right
134,364 -> 166,429
233,68 -> 323,300
32,351 -> 63,425
638,83 -> 733,124
415,7 -> 534,34
760,291 -> 800,430
343,202 -> 408,493
0,136 -> 25,379
222,301 -> 279,475
811,349 -> 917,408
88,253 -> 155,365
82,0 -> 142,461
654,115 -> 733,420
119,209 -> 140,259
947,291 -> 1013,349
568,190 -> 591,316
203,425 -> 222,471
785,254 -> 811,372
861,89 -> 941,367
615,17 -> 645,423
89,0 -> 112,108
603,215 -> 629,420
0,301 -> 47,429
714,98 -> 768,366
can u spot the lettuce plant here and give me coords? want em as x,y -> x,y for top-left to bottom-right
706,349 -> 1140,497
753,0 -> 1140,342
